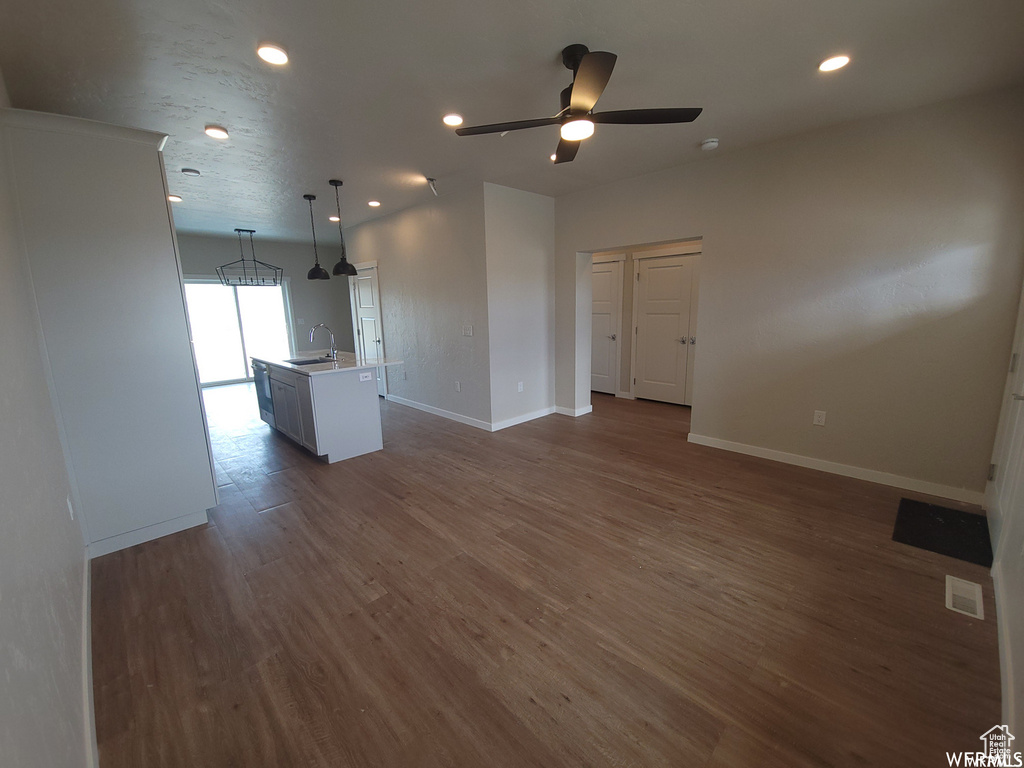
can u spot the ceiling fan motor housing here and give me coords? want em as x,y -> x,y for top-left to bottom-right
561,44 -> 590,74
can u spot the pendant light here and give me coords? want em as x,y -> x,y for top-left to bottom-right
216,228 -> 283,286
329,179 -> 358,277
304,194 -> 330,280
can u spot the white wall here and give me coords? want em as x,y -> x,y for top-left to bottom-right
0,104 -> 94,765
5,110 -> 217,554
177,233 -> 354,354
483,183 -> 555,427
347,186 -> 492,424
556,85 -> 1024,496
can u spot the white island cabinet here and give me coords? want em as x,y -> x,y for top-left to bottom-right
254,353 -> 401,463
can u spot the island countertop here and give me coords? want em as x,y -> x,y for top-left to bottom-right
251,351 -> 403,377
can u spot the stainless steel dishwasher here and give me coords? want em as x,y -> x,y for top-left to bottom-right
251,360 -> 276,428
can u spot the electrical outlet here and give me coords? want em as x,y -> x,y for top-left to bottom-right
813,410 -> 827,427
462,325 -> 473,337
66,495 -> 74,520
517,381 -> 523,393
359,371 -> 372,382
455,381 -> 461,392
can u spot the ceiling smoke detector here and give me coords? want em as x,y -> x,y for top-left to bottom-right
701,138 -> 719,151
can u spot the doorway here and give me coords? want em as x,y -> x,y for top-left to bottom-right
183,280 -> 294,386
588,240 -> 701,408
350,263 -> 387,396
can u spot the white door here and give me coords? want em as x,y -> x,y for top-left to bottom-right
591,260 -> 623,394
633,255 -> 695,405
350,265 -> 387,396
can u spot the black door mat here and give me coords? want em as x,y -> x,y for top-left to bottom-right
892,498 -> 992,567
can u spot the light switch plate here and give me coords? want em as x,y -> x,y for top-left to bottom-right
359,371 -> 373,382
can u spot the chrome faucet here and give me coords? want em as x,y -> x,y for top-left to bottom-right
309,324 -> 336,360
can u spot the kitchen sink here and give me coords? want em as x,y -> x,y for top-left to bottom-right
286,357 -> 333,365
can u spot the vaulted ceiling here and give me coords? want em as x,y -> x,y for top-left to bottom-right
1,0 -> 1022,240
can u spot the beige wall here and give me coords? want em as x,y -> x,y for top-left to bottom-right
177,234 -> 354,354
347,186 -> 492,423
557,85 -> 1024,494
484,183 -> 556,425
0,109 -> 92,765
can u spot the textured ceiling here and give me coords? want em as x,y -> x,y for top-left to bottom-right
1,0 -> 1022,241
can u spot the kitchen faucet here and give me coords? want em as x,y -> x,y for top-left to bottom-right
309,324 -> 337,360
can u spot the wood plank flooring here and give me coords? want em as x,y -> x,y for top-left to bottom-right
91,386 -> 1000,767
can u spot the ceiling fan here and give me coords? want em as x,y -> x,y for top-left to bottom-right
455,44 -> 703,164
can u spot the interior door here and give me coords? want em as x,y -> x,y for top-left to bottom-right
591,260 -> 623,394
350,266 -> 387,396
633,255 -> 694,405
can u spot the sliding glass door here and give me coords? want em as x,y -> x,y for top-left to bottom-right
184,281 -> 293,385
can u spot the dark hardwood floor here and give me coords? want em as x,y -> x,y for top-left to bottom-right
91,385 -> 1000,767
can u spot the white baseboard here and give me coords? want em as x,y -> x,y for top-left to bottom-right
81,552 -> 98,768
87,509 -> 209,559
992,560 -> 1016,732
555,405 -> 594,417
686,433 -> 985,505
491,407 -> 556,432
386,394 -> 492,431
615,391 -> 635,400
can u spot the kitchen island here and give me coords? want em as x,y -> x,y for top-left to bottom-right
251,352 -> 401,463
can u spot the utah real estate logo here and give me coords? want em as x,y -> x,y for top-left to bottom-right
947,726 -> 1023,766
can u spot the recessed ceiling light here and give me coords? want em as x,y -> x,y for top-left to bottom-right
443,114 -> 463,127
256,43 -> 289,65
560,118 -> 594,141
368,200 -> 381,207
181,168 -> 201,176
328,215 -> 340,222
204,125 -> 229,139
168,195 -> 182,202
819,55 -> 850,72
550,153 -> 557,162
701,138 -> 719,151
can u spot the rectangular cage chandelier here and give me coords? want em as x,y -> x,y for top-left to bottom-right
216,228 -> 283,287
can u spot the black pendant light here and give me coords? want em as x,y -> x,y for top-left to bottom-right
304,194 -> 330,280
329,179 -> 358,277
216,228 -> 283,286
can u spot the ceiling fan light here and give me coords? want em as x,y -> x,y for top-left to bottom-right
560,118 -> 594,141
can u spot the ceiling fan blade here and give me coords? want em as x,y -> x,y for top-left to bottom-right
455,116 -> 559,136
569,51 -> 617,113
553,138 -> 580,164
591,107 -> 703,125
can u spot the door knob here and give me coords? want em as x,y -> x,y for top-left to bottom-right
690,336 -> 696,346
609,334 -> 616,341
679,337 -> 688,344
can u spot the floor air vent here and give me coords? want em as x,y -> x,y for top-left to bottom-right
945,575 -> 984,620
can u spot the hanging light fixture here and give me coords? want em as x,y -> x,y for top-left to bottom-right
304,194 -> 330,280
216,228 -> 283,286
328,179 -> 358,277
